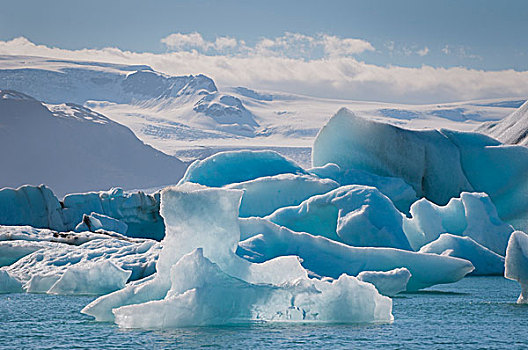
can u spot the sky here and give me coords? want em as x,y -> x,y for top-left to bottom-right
0,0 -> 527,103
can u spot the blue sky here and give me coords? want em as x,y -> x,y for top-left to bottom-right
1,0 -> 527,70
0,0 -> 527,103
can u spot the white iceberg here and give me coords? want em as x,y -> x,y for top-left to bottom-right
504,231 -> 528,304
0,270 -> 23,293
238,217 -> 474,291
357,268 -> 411,296
5,237 -> 160,294
179,150 -> 306,187
404,192 -> 513,254
419,234 -> 504,276
266,185 -> 412,250
226,174 -> 338,217
82,183 -> 393,327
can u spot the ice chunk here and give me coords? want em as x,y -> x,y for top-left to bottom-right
404,192 -> 513,254
179,150 -> 306,187
75,212 -> 128,234
504,231 -> 528,304
238,217 -> 474,290
62,187 -> 164,240
48,260 -> 131,295
309,163 -> 417,214
0,270 -> 23,293
419,234 -> 504,276
0,240 -> 51,267
312,108 -> 473,205
0,185 -> 165,240
477,100 -> 528,146
6,238 -> 160,294
113,248 -> 392,328
0,185 -> 66,231
83,183 -> 393,327
357,268 -> 411,296
267,185 -> 412,250
226,174 -> 338,217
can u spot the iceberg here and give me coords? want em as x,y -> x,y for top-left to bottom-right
47,260 -> 132,296
226,174 -> 338,217
5,237 -> 160,294
419,234 -> 505,276
83,183 -> 393,327
179,150 -> 306,187
238,217 -> 474,291
0,270 -> 23,293
504,231 -> 528,304
312,109 -> 528,232
0,240 -> 51,267
266,185 -> 412,250
0,185 -> 165,240
75,212 -> 128,234
357,268 -> 411,296
403,192 -> 514,254
309,163 -> 417,214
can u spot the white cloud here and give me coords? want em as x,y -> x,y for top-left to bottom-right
0,36 -> 526,104
442,45 -> 451,55
161,32 -> 374,59
417,47 -> 429,56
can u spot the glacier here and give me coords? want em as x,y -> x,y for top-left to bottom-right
504,231 -> 528,304
82,184 -> 393,327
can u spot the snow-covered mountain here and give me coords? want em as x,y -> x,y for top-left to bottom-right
0,55 -> 524,168
476,100 -> 528,145
0,90 -> 186,196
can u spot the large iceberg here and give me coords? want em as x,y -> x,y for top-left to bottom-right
266,185 -> 412,250
504,231 -> 528,304
312,108 -> 528,232
179,150 -> 306,187
82,184 -> 393,327
238,217 -> 474,291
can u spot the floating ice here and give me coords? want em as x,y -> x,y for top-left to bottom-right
357,268 -> 411,296
312,109 -> 528,232
504,231 -> 528,304
309,163 -> 417,214
0,270 -> 23,293
179,150 -> 306,187
5,238 -> 160,294
75,212 -> 128,234
226,174 -> 338,217
404,192 -> 513,254
266,185 -> 412,250
419,234 -> 505,276
238,217 -> 474,291
0,185 -> 165,240
83,183 -> 393,327
47,260 -> 132,296
0,185 -> 66,231
0,240 -> 52,267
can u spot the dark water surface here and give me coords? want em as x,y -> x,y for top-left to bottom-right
0,277 -> 525,349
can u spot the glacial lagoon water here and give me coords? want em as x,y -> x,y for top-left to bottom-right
0,276 -> 526,349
